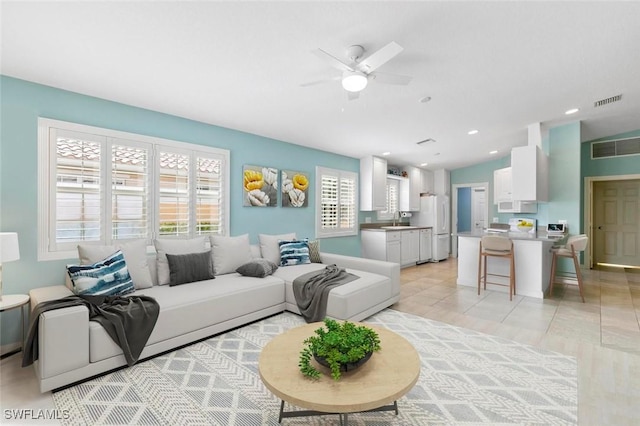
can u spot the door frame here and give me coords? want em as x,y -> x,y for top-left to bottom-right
584,173 -> 640,268
452,182 -> 489,257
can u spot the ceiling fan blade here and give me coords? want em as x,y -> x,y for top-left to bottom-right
300,75 -> 341,87
371,72 -> 412,86
347,91 -> 360,101
312,48 -> 354,72
357,41 -> 404,73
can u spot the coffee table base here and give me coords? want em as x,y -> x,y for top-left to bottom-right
278,399 -> 399,425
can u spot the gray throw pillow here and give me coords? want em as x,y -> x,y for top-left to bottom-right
236,259 -> 279,278
166,250 -> 215,286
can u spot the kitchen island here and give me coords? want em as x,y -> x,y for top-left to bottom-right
457,231 -> 564,299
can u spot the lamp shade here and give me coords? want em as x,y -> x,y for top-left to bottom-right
0,232 -> 20,262
342,71 -> 368,92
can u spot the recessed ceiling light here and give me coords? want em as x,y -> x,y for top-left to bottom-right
565,108 -> 579,115
468,129 -> 479,135
420,162 -> 428,167
419,96 -> 432,103
489,150 -> 498,155
382,151 -> 391,156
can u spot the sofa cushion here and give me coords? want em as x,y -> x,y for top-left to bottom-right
275,263 -> 392,320
88,274 -> 285,362
236,258 -> 279,278
259,233 -> 296,264
154,237 -> 208,285
166,250 -> 215,286
278,239 -> 311,266
78,239 -> 153,290
210,234 -> 252,275
67,250 -> 135,296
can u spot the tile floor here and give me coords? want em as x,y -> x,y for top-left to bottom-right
1,259 -> 639,425
391,258 -> 640,425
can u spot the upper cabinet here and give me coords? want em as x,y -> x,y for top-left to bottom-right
433,169 -> 450,196
400,166 -> 422,211
360,155 -> 387,211
493,167 -> 513,203
511,145 -> 549,202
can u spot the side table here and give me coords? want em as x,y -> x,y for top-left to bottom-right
0,294 -> 30,359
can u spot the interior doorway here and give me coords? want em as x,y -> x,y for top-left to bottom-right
452,182 -> 489,257
585,174 -> 640,268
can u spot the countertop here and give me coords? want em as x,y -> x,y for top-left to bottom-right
360,225 -> 432,232
457,230 -> 566,242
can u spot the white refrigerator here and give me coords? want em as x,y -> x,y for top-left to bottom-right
410,195 -> 450,261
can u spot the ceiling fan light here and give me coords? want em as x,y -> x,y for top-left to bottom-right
342,71 -> 368,92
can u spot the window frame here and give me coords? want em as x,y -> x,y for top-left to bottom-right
37,118 -> 230,261
315,166 -> 359,238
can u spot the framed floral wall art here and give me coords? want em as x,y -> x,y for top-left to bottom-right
243,165 -> 278,207
281,169 -> 309,208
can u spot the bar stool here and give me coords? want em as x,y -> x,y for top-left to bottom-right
549,234 -> 588,303
477,235 -> 516,301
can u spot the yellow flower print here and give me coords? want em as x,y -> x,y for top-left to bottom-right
244,170 -> 264,192
292,174 -> 309,191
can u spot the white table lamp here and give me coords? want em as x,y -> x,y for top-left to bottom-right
0,232 -> 20,302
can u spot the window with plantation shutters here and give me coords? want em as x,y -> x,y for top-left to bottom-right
377,178 -> 399,220
38,118 -> 230,260
316,166 -> 358,238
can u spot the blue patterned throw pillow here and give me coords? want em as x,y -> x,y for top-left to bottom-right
67,250 -> 135,296
278,239 -> 311,266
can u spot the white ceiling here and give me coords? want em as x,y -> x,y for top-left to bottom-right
3,1 -> 640,170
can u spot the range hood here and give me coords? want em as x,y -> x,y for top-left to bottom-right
510,122 -> 549,202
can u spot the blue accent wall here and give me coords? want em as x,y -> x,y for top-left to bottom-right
0,76 -> 360,346
457,187 -> 472,232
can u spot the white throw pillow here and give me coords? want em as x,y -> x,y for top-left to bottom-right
259,233 -> 296,264
210,234 -> 252,275
154,237 -> 208,285
78,239 -> 153,290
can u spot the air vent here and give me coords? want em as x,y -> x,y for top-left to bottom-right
592,136 -> 640,159
416,138 -> 435,145
594,94 -> 622,108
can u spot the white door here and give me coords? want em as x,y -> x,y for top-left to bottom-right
594,179 -> 640,267
471,187 -> 486,231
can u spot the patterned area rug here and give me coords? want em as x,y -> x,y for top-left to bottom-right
53,309 -> 577,425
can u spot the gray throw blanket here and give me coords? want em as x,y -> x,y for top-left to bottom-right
293,264 -> 358,323
22,294 -> 159,368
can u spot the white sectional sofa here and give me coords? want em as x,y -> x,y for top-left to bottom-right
28,238 -> 400,393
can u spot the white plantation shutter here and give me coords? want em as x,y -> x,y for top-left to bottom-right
51,129 -> 104,250
158,150 -> 190,237
111,141 -> 150,240
195,154 -> 225,235
377,178 -> 399,220
38,118 -> 230,260
316,167 -> 358,237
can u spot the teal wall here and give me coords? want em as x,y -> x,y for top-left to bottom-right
548,122 -> 582,233
581,129 -> 640,177
0,76 -> 361,346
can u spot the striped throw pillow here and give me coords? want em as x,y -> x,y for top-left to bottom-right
67,250 -> 135,296
278,239 -> 311,266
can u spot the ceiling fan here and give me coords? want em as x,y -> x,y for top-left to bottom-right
302,41 -> 412,100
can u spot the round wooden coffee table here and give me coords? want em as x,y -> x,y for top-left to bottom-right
259,322 -> 420,424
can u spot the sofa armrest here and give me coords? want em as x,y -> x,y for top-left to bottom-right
320,252 -> 400,296
28,286 -> 90,380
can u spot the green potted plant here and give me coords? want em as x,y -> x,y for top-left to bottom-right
298,318 -> 381,380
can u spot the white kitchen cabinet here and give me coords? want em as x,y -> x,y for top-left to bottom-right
361,230 -> 402,264
433,169 -> 450,196
511,145 -> 548,202
493,167 -> 513,203
360,156 -> 387,211
401,229 -> 419,266
400,166 -> 422,211
421,169 -> 434,194
361,229 -> 418,267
